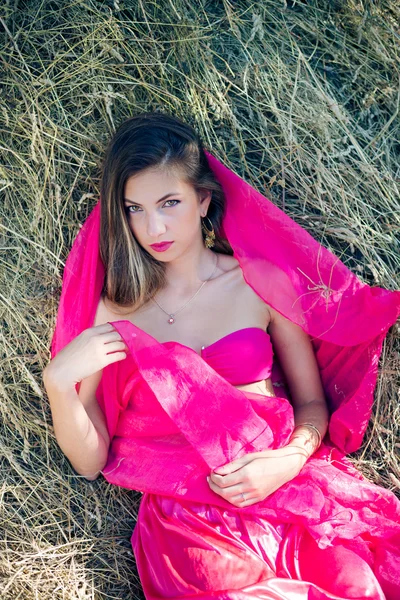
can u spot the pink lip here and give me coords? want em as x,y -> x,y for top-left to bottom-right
150,241 -> 174,252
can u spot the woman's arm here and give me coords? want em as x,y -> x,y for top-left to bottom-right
267,304 -> 329,462
43,368 -> 110,481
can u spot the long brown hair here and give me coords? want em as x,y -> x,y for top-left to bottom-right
99,111 -> 233,313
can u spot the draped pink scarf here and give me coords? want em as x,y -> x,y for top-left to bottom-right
50,151 -> 400,554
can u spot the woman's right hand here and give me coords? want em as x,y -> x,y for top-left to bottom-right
44,322 -> 128,388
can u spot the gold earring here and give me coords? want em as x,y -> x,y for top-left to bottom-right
201,215 -> 216,248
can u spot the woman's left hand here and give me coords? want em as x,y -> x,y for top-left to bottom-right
207,446 -> 307,507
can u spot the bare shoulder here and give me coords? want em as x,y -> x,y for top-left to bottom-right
214,253 -> 241,276
93,296 -> 108,327
93,295 -> 122,327
219,254 -> 275,328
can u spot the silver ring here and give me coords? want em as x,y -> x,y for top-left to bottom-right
240,492 -> 246,502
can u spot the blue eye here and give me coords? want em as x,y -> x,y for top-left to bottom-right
126,199 -> 180,214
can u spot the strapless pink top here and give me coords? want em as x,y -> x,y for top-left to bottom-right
164,327 -> 273,386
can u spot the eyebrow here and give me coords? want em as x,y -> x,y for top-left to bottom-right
123,192 -> 182,206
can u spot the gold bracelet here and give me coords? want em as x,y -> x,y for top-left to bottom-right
293,423 -> 322,449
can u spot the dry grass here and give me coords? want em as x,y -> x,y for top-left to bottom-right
0,0 -> 399,598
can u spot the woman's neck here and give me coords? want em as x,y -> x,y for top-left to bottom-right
164,246 -> 218,294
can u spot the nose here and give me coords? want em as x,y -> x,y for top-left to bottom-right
146,211 -> 167,238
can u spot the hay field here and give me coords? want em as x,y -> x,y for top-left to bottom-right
1,1 -> 399,598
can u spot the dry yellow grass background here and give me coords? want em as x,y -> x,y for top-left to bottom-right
1,0 -> 399,598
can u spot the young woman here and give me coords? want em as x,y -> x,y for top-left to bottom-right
44,112 -> 400,599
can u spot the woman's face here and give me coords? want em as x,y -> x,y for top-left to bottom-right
123,166 -> 211,260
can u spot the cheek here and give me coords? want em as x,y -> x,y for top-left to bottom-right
126,212 -> 142,226
126,216 -> 142,241
179,205 -> 201,227
126,216 -> 135,231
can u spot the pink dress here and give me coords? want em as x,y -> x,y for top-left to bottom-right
49,156 -> 400,599
99,325 -> 400,600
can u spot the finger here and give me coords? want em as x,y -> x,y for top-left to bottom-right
101,331 -> 128,345
210,471 -> 242,488
207,476 -> 223,497
104,341 -> 128,354
235,495 -> 259,507
230,488 -> 250,502
207,475 -> 237,494
207,478 -> 258,508
104,351 -> 127,364
222,488 -> 258,508
96,322 -> 118,332
211,463 -> 251,487
208,476 -> 247,500
213,453 -> 262,476
213,458 -> 249,476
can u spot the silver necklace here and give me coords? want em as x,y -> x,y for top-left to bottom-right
152,253 -> 219,324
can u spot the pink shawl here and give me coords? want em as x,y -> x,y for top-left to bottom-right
50,151 -> 400,550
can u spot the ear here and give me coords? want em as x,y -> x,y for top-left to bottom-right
199,189 -> 212,215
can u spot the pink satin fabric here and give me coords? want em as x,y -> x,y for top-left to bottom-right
49,149 -> 400,599
200,327 -> 274,385
132,496 -> 389,599
96,320 -> 400,599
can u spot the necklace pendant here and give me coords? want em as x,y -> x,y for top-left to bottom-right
168,316 -> 175,324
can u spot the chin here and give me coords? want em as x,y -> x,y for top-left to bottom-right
152,255 -> 172,262
146,248 -> 175,261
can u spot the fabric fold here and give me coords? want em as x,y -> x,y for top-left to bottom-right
96,319 -> 400,558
